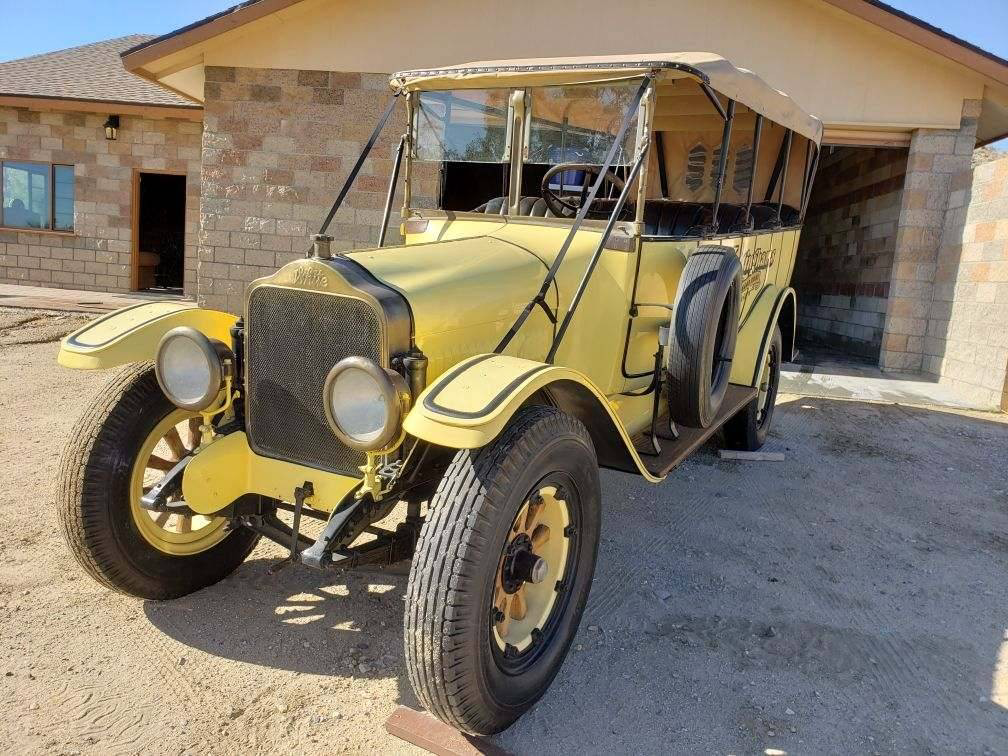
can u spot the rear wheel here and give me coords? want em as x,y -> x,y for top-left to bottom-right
58,362 -> 259,599
723,326 -> 782,451
404,406 -> 601,735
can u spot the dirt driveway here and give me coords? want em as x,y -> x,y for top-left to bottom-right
1,308 -> 1007,755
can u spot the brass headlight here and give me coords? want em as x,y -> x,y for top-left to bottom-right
155,327 -> 234,411
324,356 -> 410,451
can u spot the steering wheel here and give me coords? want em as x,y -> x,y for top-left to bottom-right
541,163 -> 625,217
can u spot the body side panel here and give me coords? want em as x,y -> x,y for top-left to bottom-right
731,284 -> 796,386
403,353 -> 663,482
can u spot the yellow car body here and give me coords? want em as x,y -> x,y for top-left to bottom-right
58,52 -> 818,519
59,219 -> 800,509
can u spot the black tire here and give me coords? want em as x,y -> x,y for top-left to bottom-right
57,362 -> 259,600
666,245 -> 742,428
404,406 -> 601,735
723,326 -> 783,451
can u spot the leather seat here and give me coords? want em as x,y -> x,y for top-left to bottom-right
714,203 -> 748,233
474,196 -> 557,217
641,201 -> 711,236
748,202 -> 800,229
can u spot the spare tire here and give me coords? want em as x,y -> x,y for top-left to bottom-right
665,245 -> 742,428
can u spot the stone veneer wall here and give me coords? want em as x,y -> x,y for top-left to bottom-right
879,100 -> 980,372
198,66 -> 436,314
0,106 -> 201,294
793,146 -> 907,360
925,155 -> 1008,410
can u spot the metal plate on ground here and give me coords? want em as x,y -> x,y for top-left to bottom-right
385,706 -> 511,756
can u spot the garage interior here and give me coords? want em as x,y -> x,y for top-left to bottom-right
791,143 -> 910,365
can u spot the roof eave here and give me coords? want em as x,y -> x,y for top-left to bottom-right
0,93 -> 203,120
822,0 -> 1008,89
120,0 -> 303,72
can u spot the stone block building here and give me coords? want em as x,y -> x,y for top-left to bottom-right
6,1 -> 1008,409
0,36 -> 202,296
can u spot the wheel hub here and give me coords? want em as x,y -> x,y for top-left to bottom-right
501,534 -> 549,593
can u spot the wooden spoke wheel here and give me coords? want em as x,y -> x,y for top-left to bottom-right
723,325 -> 783,451
405,406 -> 600,735
755,329 -> 781,430
130,410 -> 229,556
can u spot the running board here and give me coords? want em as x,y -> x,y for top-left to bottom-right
634,384 -> 756,477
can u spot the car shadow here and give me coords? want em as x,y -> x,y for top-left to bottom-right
145,398 -> 1008,753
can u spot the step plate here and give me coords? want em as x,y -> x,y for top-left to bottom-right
635,384 -> 758,477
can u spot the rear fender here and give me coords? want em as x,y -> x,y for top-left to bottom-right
730,285 -> 796,387
58,302 -> 237,370
403,354 -> 663,482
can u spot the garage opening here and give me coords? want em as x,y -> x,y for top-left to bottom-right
791,145 -> 909,365
135,172 -> 186,293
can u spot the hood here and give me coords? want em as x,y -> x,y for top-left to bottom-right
347,235 -> 556,375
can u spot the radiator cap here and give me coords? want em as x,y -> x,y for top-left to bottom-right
312,234 -> 334,260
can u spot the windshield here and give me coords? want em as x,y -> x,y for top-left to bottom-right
525,83 -> 638,166
409,82 -> 642,215
413,89 -> 511,163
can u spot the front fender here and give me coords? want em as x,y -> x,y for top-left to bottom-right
730,285 -> 796,387
58,302 -> 237,370
403,354 -> 663,482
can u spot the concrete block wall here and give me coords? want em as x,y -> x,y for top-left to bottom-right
197,66 -> 437,314
925,155 -> 1008,410
793,146 -> 907,359
879,100 -> 980,372
0,106 -> 202,294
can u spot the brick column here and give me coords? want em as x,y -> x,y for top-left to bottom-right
879,100 -> 980,372
197,66 -> 440,313
925,154 -> 1008,410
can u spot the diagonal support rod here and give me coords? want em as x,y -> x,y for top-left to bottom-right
495,76 -> 651,355
378,134 -> 407,246
318,95 -> 399,236
545,141 -> 649,363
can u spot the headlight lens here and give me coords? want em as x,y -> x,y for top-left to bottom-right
324,357 -> 410,451
155,327 -> 232,411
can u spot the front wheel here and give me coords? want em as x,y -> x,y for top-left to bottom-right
404,406 -> 601,735
58,362 -> 259,600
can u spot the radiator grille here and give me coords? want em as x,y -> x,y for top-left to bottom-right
245,285 -> 383,476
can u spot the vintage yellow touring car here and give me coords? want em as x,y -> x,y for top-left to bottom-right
57,53 -> 821,734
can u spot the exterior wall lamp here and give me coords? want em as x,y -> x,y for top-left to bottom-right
104,115 -> 120,140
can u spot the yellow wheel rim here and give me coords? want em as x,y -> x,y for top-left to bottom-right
492,485 -> 571,653
129,410 -> 229,556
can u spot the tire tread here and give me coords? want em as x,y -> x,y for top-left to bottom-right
404,406 -> 595,734
57,362 -> 258,600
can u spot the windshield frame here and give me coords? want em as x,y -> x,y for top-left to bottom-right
402,79 -> 652,230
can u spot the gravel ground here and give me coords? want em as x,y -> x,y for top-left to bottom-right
1,307 -> 1007,755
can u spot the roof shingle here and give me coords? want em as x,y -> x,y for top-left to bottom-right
0,35 -> 199,108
